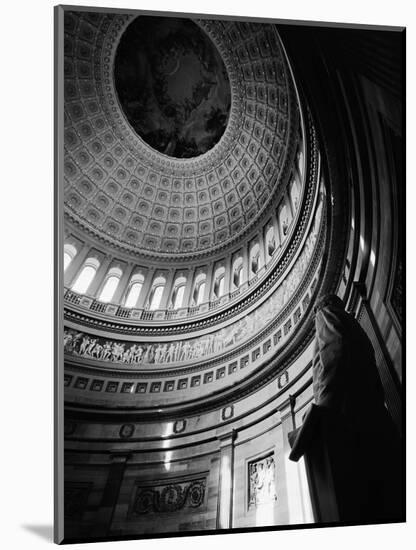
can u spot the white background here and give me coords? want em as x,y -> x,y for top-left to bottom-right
0,0 -> 413,548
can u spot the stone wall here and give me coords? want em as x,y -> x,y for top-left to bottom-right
63,342 -> 315,541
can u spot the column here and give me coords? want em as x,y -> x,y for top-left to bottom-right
263,226 -> 270,266
277,201 -> 290,245
278,398 -> 314,525
257,232 -> 266,272
93,452 -> 131,538
294,146 -> 304,188
223,255 -> 232,296
64,242 -> 91,287
112,262 -> 135,304
159,270 -> 175,310
216,430 -> 236,529
87,255 -> 112,298
203,262 -> 214,303
286,189 -> 294,221
182,268 -> 195,308
272,213 -> 281,249
136,268 -> 155,309
294,164 -> 303,195
288,181 -> 297,215
293,163 -> 300,183
242,244 -> 249,285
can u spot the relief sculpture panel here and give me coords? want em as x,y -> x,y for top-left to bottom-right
248,455 -> 277,509
132,478 -> 206,515
64,194 -> 323,367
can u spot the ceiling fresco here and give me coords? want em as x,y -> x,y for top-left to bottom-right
114,17 -> 231,158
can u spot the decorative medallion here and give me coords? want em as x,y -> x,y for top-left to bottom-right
277,370 -> 289,389
221,404 -> 234,420
119,423 -> 135,439
173,419 -> 187,434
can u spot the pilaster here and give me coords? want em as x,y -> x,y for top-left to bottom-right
278,398 -> 313,525
216,429 -> 236,529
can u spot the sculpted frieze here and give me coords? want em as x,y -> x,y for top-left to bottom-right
248,455 -> 277,508
64,195 -> 322,366
132,478 -> 206,514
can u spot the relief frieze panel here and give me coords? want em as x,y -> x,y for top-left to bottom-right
64,194 -> 323,367
131,478 -> 206,515
248,454 -> 277,509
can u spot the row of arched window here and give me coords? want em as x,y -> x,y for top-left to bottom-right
65,232 -> 279,311
64,162 -> 303,310
65,251 -> 226,310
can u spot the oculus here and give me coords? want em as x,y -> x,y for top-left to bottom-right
114,17 -> 231,158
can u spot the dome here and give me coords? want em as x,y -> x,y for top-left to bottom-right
63,12 -> 323,408
63,13 -> 299,259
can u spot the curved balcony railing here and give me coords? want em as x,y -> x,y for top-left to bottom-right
63,182 -> 319,327
63,114 -> 322,327
64,263 -> 271,324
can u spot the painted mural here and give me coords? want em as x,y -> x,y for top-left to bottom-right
64,194 -> 323,366
114,17 -> 231,158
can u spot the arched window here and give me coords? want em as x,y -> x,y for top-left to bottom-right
192,273 -> 206,306
297,150 -> 304,178
290,178 -> 301,212
124,273 -> 144,308
64,243 -> 77,271
265,226 -> 276,259
98,267 -> 122,303
72,257 -> 100,294
171,276 -> 187,309
279,203 -> 292,240
148,276 -> 166,311
250,243 -> 261,276
212,267 -> 225,299
232,256 -> 243,288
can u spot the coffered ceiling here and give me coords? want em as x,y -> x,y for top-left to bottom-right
63,12 -> 298,261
